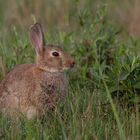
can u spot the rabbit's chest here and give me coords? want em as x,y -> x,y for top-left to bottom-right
36,73 -> 67,106
41,74 -> 66,93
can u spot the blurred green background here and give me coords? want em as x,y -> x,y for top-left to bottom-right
0,0 -> 140,36
0,0 -> 140,140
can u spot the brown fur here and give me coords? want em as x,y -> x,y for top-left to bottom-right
0,23 -> 74,119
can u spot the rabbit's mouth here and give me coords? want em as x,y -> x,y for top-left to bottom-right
63,60 -> 75,70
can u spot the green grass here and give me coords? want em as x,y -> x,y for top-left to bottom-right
0,1 -> 140,140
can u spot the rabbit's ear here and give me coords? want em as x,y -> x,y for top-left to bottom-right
30,23 -> 45,54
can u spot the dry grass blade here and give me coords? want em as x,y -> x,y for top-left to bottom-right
0,57 -> 6,77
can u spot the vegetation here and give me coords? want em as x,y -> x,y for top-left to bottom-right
0,0 -> 139,139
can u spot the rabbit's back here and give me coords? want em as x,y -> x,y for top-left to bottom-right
0,64 -> 35,97
0,64 -> 37,114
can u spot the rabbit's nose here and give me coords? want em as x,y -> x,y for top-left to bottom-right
70,61 -> 75,68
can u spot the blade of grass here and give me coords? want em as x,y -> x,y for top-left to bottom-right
100,70 -> 126,140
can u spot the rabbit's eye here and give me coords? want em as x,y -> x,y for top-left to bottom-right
52,51 -> 59,57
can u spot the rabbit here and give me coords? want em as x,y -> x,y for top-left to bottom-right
0,23 -> 75,119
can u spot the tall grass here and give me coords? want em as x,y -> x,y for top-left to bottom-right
0,0 -> 140,140
1,0 -> 140,37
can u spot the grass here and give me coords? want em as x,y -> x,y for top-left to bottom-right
0,0 -> 140,140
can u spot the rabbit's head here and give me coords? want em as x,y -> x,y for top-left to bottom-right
30,23 -> 75,72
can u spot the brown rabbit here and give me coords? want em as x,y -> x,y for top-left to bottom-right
0,23 -> 75,119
